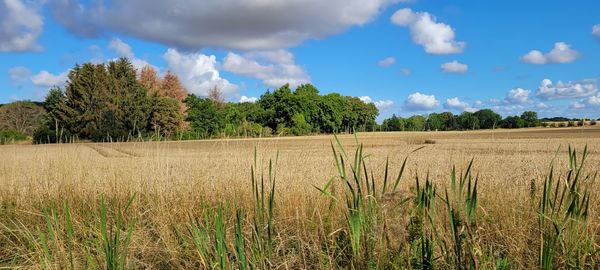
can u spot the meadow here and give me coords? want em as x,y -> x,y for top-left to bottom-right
1,127 -> 599,269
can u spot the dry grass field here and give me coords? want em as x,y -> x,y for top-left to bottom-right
1,126 -> 599,269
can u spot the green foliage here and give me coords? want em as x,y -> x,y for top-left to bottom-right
184,83 -> 378,138
501,115 -> 525,129
185,95 -> 225,137
521,111 -> 540,127
425,113 -> 444,131
474,109 -> 502,129
458,112 -> 480,130
382,114 -> 405,131
290,113 -> 312,135
0,129 -> 27,144
406,115 -> 426,131
538,146 -> 596,269
99,195 -> 136,270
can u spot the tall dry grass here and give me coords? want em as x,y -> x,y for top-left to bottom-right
1,128 -> 599,268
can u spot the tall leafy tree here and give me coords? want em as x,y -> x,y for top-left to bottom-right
457,112 -> 480,130
474,109 -> 501,129
520,111 -> 539,127
185,95 -> 225,137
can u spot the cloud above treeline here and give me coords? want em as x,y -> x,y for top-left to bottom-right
222,50 -> 310,88
390,8 -> 465,54
51,0 -> 399,50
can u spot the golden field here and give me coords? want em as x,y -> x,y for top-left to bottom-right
1,127 -> 600,269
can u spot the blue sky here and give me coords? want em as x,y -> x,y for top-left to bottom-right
1,0 -> 599,120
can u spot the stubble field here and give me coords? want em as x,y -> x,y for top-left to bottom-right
1,127 -> 599,269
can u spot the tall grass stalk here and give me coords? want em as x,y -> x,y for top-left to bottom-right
538,145 -> 597,269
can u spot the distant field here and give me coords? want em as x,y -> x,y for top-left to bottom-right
1,126 -> 599,269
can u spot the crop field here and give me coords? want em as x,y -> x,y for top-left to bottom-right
1,127 -> 600,269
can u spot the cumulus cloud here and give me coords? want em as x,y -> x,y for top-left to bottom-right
222,50 -> 310,88
239,96 -> 258,103
52,0 -> 397,50
570,93 -> 600,109
390,8 -> 465,54
0,0 -> 43,52
444,97 -> 469,111
31,70 -> 69,88
536,102 -> 548,109
441,60 -> 468,73
536,78 -> 597,100
521,42 -> 580,64
8,66 -> 32,82
108,38 -> 134,59
359,96 -> 395,111
163,48 -> 238,96
593,24 -> 600,41
378,57 -> 396,67
505,88 -> 530,105
108,38 -> 153,71
403,92 -> 439,111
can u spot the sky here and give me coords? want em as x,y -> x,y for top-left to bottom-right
1,0 -> 600,121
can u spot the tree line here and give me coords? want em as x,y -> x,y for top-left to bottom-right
1,58 -> 597,144
380,110 -> 545,131
1,58 -> 378,143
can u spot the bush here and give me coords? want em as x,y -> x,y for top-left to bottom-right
577,120 -> 585,127
568,121 -> 576,127
591,121 -> 597,126
0,130 -> 27,144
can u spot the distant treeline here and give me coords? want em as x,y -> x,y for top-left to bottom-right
379,110 -> 598,132
0,58 -> 597,144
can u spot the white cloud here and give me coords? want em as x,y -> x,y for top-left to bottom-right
378,57 -> 396,67
570,101 -> 586,109
536,102 -> 548,109
570,93 -> 600,109
222,50 -> 310,88
521,42 -> 580,64
536,78 -> 597,100
8,66 -> 32,82
53,0 -> 397,50
359,96 -> 394,111
441,60 -> 468,73
505,88 -> 530,105
391,8 -> 465,54
403,92 -> 439,111
593,24 -> 600,41
239,96 -> 258,103
108,38 -> 153,71
163,48 -> 238,96
444,97 -> 469,110
108,38 -> 134,59
31,70 -> 69,88
0,0 -> 43,52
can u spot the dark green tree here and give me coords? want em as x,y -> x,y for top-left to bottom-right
520,111 -> 539,127
500,115 -> 525,129
474,109 -> 501,129
185,95 -> 225,137
382,114 -> 405,131
406,115 -> 426,131
457,112 -> 480,130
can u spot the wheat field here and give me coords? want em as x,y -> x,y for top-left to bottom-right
1,127 -> 599,269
